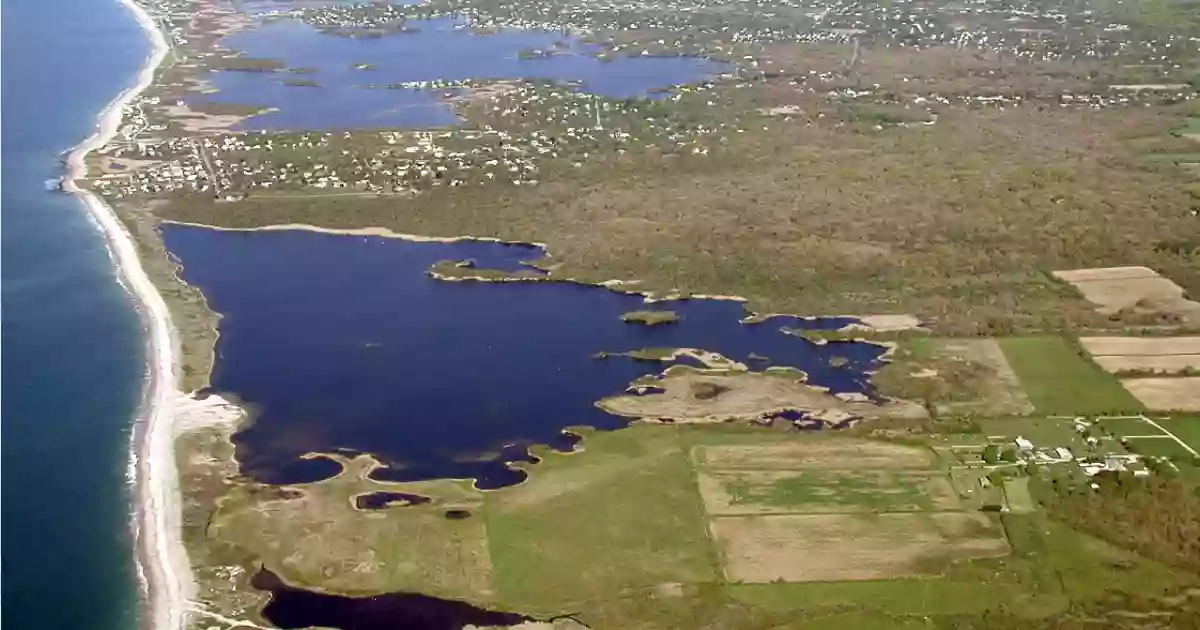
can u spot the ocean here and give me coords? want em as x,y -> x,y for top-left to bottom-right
2,0 -> 151,628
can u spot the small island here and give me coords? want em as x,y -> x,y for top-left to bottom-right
620,310 -> 680,325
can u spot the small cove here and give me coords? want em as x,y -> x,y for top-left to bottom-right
161,224 -> 888,489
196,16 -> 729,130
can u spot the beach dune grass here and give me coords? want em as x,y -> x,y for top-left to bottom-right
621,310 -> 681,325
998,336 -> 1144,415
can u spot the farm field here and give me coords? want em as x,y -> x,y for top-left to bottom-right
998,336 -> 1145,415
1121,377 -> 1200,411
1155,416 -> 1200,451
1123,437 -> 1198,460
1096,415 -> 1166,438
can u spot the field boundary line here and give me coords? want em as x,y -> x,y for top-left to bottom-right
708,509 -> 976,518
1140,416 -> 1200,457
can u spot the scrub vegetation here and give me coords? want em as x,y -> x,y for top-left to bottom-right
620,310 -> 680,326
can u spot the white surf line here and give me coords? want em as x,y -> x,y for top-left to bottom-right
1139,416 -> 1200,458
60,1 -> 194,630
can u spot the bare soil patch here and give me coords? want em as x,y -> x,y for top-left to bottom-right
711,512 -> 1009,583
1081,337 -> 1200,357
692,440 -> 936,471
1120,377 -> 1200,411
929,339 -> 1034,415
1094,354 -> 1200,374
1081,336 -> 1200,374
1054,267 -> 1200,325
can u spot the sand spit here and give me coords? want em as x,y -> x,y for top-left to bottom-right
60,1 -> 196,629
158,219 -> 550,249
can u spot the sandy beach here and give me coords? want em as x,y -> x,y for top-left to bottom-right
59,1 -> 197,629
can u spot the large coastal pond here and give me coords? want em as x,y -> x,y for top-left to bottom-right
197,15 -> 728,130
162,225 -> 886,488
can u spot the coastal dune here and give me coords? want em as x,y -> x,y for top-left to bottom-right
59,1 -> 196,629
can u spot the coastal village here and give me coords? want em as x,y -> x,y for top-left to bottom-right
84,0 -> 1197,201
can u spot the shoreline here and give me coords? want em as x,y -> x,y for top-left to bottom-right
159,219 -> 550,249
59,1 -> 196,630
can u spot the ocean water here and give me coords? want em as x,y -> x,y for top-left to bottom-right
162,225 -> 883,490
198,17 -> 729,130
2,0 -> 148,628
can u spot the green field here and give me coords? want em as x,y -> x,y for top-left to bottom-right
484,425 -> 719,612
977,416 -> 1085,448
1096,415 -> 1163,437
1171,117 -> 1200,136
718,470 -> 936,512
1003,477 -> 1036,513
731,513 -> 1191,622
1155,415 -> 1200,451
194,416 -> 1199,629
998,337 -> 1145,415
1123,437 -> 1197,460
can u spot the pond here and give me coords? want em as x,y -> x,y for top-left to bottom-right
252,567 -> 541,630
162,224 -> 887,489
197,16 -> 729,130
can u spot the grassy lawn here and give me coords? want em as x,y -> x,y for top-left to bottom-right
1123,437 -> 1197,460
1096,415 -> 1163,437
977,416 -> 1085,448
1171,117 -> 1200,136
998,336 -> 1145,415
484,425 -> 719,613
712,470 -> 942,512
1155,415 -> 1200,451
1001,513 -> 1193,608
730,577 -> 1024,617
1003,477 -> 1035,513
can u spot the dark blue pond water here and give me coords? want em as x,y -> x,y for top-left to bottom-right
354,491 -> 431,510
252,567 -> 537,630
162,225 -> 884,489
198,17 -> 727,130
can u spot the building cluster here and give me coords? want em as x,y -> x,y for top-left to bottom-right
258,3 -> 410,34
318,0 -> 1200,71
141,0 -> 196,47
100,0 -> 1195,202
90,81 -> 739,199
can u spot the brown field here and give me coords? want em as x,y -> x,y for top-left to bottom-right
697,469 -> 961,515
879,338 -> 1035,416
936,339 -> 1034,415
1053,267 -> 1200,325
1081,336 -> 1200,374
1081,336 -> 1200,356
692,440 -> 937,471
1120,377 -> 1200,411
1094,354 -> 1200,374
710,512 -> 1009,583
